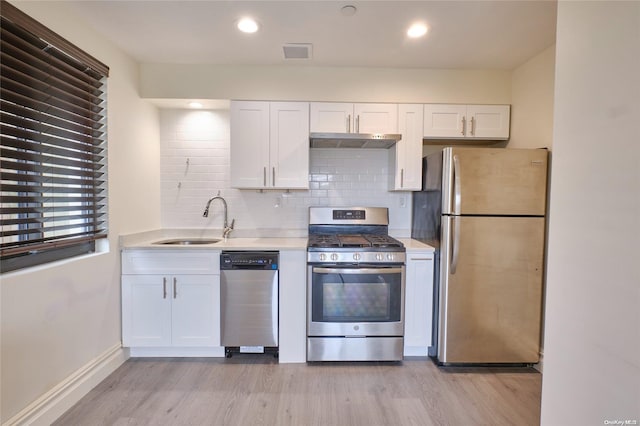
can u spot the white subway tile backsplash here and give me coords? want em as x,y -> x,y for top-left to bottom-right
159,109 -> 411,236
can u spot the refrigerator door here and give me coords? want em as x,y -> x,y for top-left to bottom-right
441,147 -> 548,216
438,215 -> 545,364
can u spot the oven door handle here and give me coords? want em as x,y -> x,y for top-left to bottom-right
312,267 -> 403,274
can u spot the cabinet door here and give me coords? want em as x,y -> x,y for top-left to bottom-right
467,105 -> 510,140
309,102 -> 353,133
354,103 -> 398,134
423,104 -> 467,138
269,102 -> 310,189
391,104 -> 423,190
122,275 -> 172,347
230,101 -> 270,188
171,275 -> 220,347
404,252 -> 435,355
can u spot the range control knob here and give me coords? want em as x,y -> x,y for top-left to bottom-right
375,253 -> 384,261
386,253 -> 394,261
330,253 -> 339,261
353,253 -> 361,261
319,253 -> 327,261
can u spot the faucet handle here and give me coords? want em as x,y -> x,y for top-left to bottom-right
229,219 -> 235,229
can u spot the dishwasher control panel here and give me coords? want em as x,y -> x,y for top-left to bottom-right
220,251 -> 279,270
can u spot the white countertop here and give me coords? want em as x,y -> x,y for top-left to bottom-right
123,237 -> 308,251
120,230 -> 435,252
398,238 -> 436,252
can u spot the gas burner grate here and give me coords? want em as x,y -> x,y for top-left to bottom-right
364,234 -> 404,248
308,233 -> 403,249
308,234 -> 340,248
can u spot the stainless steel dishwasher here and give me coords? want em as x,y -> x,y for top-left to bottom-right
220,251 -> 279,357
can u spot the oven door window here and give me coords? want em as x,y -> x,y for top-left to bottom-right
311,267 -> 402,323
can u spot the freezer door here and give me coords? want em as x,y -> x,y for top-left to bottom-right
441,147 -> 548,216
438,216 -> 544,364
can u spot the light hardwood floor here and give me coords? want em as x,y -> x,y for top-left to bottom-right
54,356 -> 541,425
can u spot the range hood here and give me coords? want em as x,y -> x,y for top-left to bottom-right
309,132 -> 402,149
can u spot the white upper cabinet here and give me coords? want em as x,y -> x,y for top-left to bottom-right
466,105 -> 510,139
353,103 -> 398,134
309,102 -> 353,133
389,104 -> 423,191
230,101 -> 270,188
269,102 -> 310,189
423,104 -> 510,140
310,102 -> 398,134
231,101 -> 309,189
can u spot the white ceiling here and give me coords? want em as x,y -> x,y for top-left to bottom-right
64,0 -> 557,70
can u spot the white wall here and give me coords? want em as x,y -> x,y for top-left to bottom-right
541,2 -> 640,424
160,109 -> 411,236
510,45 -> 556,149
0,2 -> 161,423
141,63 -> 512,104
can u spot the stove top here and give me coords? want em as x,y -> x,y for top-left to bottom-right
307,207 -> 405,264
308,233 -> 404,250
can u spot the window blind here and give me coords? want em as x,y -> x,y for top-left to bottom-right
1,1 -> 109,271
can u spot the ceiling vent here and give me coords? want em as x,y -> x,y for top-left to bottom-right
283,43 -> 312,60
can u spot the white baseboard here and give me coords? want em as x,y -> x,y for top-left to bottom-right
3,343 -> 128,426
129,346 -> 225,357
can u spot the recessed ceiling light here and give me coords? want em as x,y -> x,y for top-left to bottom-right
188,101 -> 203,109
407,23 -> 428,38
237,17 -> 259,34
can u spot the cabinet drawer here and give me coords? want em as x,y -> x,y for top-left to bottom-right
122,250 -> 220,275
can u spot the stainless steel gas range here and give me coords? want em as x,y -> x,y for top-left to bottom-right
306,207 -> 406,361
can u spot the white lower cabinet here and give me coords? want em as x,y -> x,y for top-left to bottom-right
404,250 -> 435,357
121,250 -> 222,356
122,274 -> 219,347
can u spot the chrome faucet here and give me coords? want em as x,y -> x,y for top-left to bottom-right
203,191 -> 235,240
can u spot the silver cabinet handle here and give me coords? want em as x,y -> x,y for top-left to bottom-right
173,277 -> 177,299
461,116 -> 466,136
356,115 -> 360,133
346,115 -> 351,133
313,267 -> 403,274
451,217 -> 460,274
263,167 -> 267,187
163,277 -> 167,299
400,169 -> 404,188
272,167 -> 275,187
470,116 -> 475,136
410,258 -> 433,261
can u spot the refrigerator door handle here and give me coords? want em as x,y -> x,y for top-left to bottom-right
450,217 -> 460,274
453,154 -> 461,215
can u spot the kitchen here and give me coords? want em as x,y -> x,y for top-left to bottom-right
1,1 -> 638,425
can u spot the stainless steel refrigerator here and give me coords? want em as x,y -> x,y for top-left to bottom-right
412,147 -> 548,364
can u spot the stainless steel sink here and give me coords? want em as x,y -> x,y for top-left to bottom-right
152,238 -> 221,245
